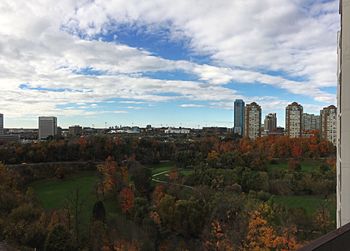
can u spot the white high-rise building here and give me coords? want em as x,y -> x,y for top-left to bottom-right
244,102 -> 261,140
321,106 -> 337,145
0,113 -> 3,135
337,0 -> 350,228
285,102 -> 303,138
38,116 -> 57,140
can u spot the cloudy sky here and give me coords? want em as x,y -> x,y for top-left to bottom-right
0,0 -> 339,128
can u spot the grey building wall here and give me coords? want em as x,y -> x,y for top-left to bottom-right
0,114 -> 3,135
302,113 -> 321,131
338,0 -> 350,228
38,117 -> 57,139
264,113 -> 277,132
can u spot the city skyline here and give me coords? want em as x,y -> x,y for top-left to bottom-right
0,100 -> 337,130
0,0 -> 338,128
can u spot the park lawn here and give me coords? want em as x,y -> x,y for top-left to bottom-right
30,171 -> 99,210
149,161 -> 176,175
270,195 -> 336,219
180,169 -> 194,176
268,159 -> 324,173
30,171 -> 120,231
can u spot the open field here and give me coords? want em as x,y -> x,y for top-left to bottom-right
150,161 -> 176,175
30,171 -> 120,230
270,194 -> 336,220
268,159 -> 325,173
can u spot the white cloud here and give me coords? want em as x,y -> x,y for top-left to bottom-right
0,0 -> 338,122
180,104 -> 204,108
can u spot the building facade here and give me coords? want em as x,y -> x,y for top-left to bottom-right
244,102 -> 261,140
337,0 -> 350,227
264,113 -> 277,133
302,113 -> 321,131
234,99 -> 245,136
285,102 -> 303,138
38,116 -> 57,140
337,0 -> 350,228
0,113 -> 3,135
69,125 -> 83,136
321,106 -> 337,145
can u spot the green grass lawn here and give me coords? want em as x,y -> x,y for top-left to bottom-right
149,161 -> 176,175
30,171 -> 110,232
270,194 -> 336,219
268,159 -> 324,173
30,171 -> 99,209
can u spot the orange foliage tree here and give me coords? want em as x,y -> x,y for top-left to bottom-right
119,187 -> 134,213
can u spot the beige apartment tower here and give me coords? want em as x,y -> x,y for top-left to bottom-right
338,0 -> 350,228
244,102 -> 262,140
285,102 -> 303,138
321,105 -> 337,145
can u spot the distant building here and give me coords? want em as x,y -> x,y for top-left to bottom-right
202,127 -> 228,135
165,127 -> 190,134
0,134 -> 20,143
69,125 -> 83,136
0,113 -> 3,135
285,102 -> 303,138
244,102 -> 262,139
321,105 -> 337,145
302,113 -> 321,131
264,113 -> 277,133
38,116 -> 57,139
234,99 -> 245,136
7,128 -> 38,140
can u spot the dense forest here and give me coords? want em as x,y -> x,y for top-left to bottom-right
0,134 -> 336,250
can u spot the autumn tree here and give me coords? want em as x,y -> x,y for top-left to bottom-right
119,187 -> 135,214
45,225 -> 76,251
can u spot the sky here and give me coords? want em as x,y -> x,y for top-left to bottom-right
0,0 -> 339,128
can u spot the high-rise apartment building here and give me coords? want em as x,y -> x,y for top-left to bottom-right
244,102 -> 261,140
321,106 -> 337,145
264,113 -> 277,133
234,99 -> 245,136
337,0 -> 350,228
38,116 -> 57,140
285,102 -> 303,138
302,113 -> 321,131
0,113 -> 3,135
